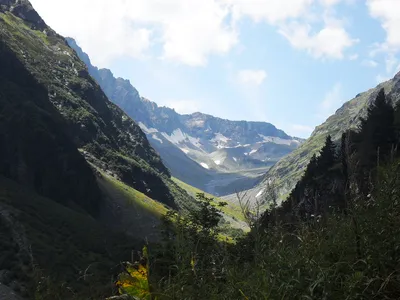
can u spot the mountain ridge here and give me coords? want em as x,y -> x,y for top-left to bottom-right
0,0 -> 201,296
67,37 -> 303,195
239,70 -> 400,204
0,2 -> 198,211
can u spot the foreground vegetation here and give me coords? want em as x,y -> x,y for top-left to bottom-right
115,90 -> 400,300
114,167 -> 400,299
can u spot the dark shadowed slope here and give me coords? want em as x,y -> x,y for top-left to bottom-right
0,0 -> 195,210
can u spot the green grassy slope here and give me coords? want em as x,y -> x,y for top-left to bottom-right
97,171 -> 169,242
0,176 -> 140,299
172,178 -> 249,232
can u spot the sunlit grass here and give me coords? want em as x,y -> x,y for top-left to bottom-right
1,12 -> 50,45
101,172 -> 169,218
172,177 -> 246,223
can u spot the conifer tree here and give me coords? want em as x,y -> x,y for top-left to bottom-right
356,89 -> 395,195
318,135 -> 336,173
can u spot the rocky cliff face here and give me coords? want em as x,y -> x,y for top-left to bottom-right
0,0 -> 192,209
0,0 -> 46,30
67,38 -> 303,195
0,40 -> 102,215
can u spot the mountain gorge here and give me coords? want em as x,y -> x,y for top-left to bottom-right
67,38 -> 302,196
2,0 -> 400,299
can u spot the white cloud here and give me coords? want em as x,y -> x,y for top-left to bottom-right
30,0 -> 238,67
237,69 -> 267,85
166,100 -> 202,114
349,54 -> 359,60
367,0 -> 400,51
221,0 -> 313,24
385,54 -> 398,74
320,0 -> 342,6
279,21 -> 357,59
362,59 -> 379,67
30,0 -> 358,66
319,0 -> 357,6
224,0 -> 357,60
318,83 -> 346,120
372,53 -> 399,84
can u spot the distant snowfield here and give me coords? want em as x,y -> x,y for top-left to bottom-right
139,122 -> 158,134
259,135 -> 299,146
138,121 -> 301,183
256,189 -> 265,198
211,133 -> 231,148
200,163 -> 210,169
249,149 -> 258,155
161,129 -> 203,149
152,134 -> 163,143
180,148 -> 190,154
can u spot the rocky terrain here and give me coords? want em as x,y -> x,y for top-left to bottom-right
67,38 -> 302,195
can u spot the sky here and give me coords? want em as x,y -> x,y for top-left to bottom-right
29,0 -> 400,138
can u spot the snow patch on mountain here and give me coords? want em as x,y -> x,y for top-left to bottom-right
211,133 -> 232,149
249,149 -> 258,155
256,189 -> 265,198
259,135 -> 298,146
180,148 -> 190,154
212,133 -> 230,142
139,122 -> 158,134
152,134 -> 163,143
187,136 -> 203,149
162,128 -> 186,144
161,129 -> 203,150
200,163 -> 210,169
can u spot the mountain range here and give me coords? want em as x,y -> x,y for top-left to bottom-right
1,0 -> 400,298
67,38 -> 303,196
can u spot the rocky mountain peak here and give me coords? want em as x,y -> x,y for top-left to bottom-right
0,0 -> 47,30
67,39 -> 303,195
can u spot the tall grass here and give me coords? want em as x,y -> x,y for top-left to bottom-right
119,161 -> 400,300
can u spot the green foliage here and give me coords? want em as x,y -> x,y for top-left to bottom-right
123,89 -> 400,300
0,176 -> 141,299
116,246 -> 151,300
172,177 -> 246,223
134,159 -> 400,299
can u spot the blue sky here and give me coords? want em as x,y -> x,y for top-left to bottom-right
30,0 -> 400,138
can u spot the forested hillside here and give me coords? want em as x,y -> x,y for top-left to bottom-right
114,89 -> 400,300
249,74 -> 400,203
